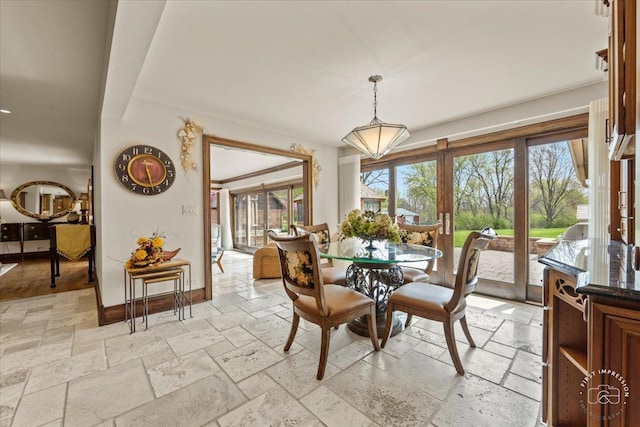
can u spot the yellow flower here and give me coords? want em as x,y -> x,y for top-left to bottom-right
137,237 -> 149,245
135,249 -> 148,260
152,237 -> 163,248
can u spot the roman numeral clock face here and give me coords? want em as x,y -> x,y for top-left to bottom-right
115,145 -> 176,195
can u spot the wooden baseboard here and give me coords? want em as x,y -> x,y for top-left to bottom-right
93,276 -> 104,326
100,288 -> 207,325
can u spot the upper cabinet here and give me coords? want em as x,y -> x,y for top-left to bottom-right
605,0 -> 637,160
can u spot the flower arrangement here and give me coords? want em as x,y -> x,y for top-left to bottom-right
340,209 -> 401,244
125,233 -> 165,268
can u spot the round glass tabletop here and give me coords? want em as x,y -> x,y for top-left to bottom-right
317,239 -> 442,265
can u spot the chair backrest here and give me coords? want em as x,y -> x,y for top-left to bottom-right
267,230 -> 329,316
398,221 -> 441,274
445,230 -> 496,313
290,223 -> 331,245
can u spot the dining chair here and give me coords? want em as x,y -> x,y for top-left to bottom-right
290,223 -> 347,286
268,230 -> 380,380
397,221 -> 441,283
381,230 -> 496,375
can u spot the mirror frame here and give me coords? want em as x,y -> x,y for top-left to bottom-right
10,180 -> 77,221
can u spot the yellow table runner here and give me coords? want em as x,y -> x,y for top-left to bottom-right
56,224 -> 91,261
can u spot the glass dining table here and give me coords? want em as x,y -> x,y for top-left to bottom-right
318,239 -> 442,338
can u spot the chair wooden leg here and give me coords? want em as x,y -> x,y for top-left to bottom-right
367,306 -> 380,351
443,318 -> 464,375
317,326 -> 331,380
284,312 -> 300,351
460,315 -> 476,347
404,313 -> 413,328
381,304 -> 395,348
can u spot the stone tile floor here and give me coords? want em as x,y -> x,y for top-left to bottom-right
0,251 -> 545,426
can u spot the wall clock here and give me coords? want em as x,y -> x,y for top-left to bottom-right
115,145 -> 176,195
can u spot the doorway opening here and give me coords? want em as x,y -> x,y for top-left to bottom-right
202,135 -> 313,299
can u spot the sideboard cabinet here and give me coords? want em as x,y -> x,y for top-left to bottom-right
0,223 -> 22,255
0,222 -> 53,257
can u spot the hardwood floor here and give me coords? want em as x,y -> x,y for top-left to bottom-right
0,256 -> 94,301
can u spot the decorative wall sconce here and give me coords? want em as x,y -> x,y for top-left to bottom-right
177,118 -> 203,171
291,143 -> 321,187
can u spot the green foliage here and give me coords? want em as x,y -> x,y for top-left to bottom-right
454,212 -> 513,230
453,228 -> 567,247
340,209 -> 401,242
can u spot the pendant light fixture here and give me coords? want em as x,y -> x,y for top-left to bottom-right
342,75 -> 409,160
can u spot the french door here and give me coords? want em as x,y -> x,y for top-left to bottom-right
232,184 -> 302,251
362,128 -> 587,303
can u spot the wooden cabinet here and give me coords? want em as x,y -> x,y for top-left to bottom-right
543,267 -> 588,426
587,297 -> 640,426
606,0 -> 636,160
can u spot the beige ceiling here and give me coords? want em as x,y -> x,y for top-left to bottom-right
1,0 -> 608,168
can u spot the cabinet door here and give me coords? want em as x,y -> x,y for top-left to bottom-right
589,303 -> 640,426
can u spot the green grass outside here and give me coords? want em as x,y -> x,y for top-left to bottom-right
453,228 -> 567,247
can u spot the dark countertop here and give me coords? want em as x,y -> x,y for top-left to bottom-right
539,239 -> 640,302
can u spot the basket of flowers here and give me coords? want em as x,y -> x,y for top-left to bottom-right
125,233 -> 167,268
340,209 -> 401,249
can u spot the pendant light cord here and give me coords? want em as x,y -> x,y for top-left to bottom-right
372,80 -> 378,120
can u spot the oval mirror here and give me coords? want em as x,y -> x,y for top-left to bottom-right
10,181 -> 77,221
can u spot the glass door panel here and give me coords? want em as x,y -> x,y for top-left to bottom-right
233,184 -> 304,250
360,169 -> 389,214
395,159 -> 440,277
396,161 -> 438,224
249,193 -> 265,248
452,149 -> 515,292
268,189 -> 289,237
292,186 -> 304,227
234,194 -> 248,247
527,142 -> 588,289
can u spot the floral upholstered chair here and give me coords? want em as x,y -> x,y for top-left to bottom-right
268,231 -> 379,379
291,223 -> 347,286
382,230 -> 496,375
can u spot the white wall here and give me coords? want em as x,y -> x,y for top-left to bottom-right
98,97 -> 339,307
0,164 -> 90,223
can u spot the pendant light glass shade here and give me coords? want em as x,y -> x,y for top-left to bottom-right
342,75 -> 409,160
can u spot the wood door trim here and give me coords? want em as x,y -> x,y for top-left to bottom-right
203,134 -> 314,300
361,113 -> 589,167
212,161 -> 301,185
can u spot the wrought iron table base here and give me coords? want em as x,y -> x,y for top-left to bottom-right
345,262 -> 404,338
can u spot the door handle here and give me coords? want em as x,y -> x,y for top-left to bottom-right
438,212 -> 444,234
445,213 -> 450,235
